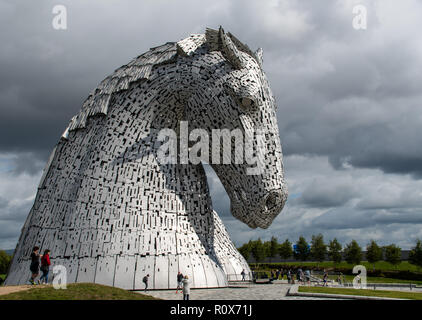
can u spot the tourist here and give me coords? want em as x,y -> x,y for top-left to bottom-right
305,269 -> 311,286
270,270 -> 275,280
323,270 -> 328,287
297,268 -> 302,284
337,273 -> 342,285
143,274 -> 150,291
275,269 -> 280,280
355,272 -> 361,288
280,268 -> 285,280
241,269 -> 246,281
39,249 -> 51,284
182,275 -> 191,300
29,246 -> 41,285
176,271 -> 184,293
287,269 -> 291,284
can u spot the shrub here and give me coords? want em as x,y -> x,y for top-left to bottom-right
0,250 -> 12,274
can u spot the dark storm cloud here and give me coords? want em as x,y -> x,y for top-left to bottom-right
9,152 -> 46,175
203,164 -> 231,217
0,196 -> 7,209
0,194 -> 33,248
292,178 -> 359,208
2,0 -> 422,178
311,207 -> 422,230
1,0 -> 422,250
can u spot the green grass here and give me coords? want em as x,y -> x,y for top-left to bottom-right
326,274 -> 422,285
298,286 -> 422,300
0,274 -> 5,282
250,271 -> 422,285
250,263 -> 422,284
253,261 -> 420,272
0,283 -> 161,300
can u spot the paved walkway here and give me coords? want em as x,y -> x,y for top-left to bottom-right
137,283 -> 333,300
0,284 -> 45,296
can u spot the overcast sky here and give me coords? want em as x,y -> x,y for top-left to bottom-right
1,0 -> 422,250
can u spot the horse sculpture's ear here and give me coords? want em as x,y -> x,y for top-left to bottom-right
255,48 -> 263,66
205,27 -> 261,69
218,27 -> 247,70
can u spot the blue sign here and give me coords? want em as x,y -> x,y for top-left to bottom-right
293,244 -> 310,253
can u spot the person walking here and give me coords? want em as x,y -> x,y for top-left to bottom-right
275,269 -> 280,280
39,249 -> 51,284
182,275 -> 191,300
297,268 -> 302,284
142,274 -> 150,292
323,270 -> 328,287
241,269 -> 246,281
176,271 -> 184,293
304,269 -> 311,286
300,269 -> 305,285
287,269 -> 291,284
337,273 -> 342,285
29,246 -> 41,285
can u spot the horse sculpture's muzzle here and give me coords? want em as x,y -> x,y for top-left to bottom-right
231,186 -> 288,229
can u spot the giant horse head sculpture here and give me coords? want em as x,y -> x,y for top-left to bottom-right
5,27 -> 287,289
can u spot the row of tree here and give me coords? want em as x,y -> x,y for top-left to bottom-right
238,235 -> 422,270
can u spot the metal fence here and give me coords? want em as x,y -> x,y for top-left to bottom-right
227,272 -> 253,282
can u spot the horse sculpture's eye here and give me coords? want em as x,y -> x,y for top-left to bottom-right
241,97 -> 254,108
240,96 -> 259,113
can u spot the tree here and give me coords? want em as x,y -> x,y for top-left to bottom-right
344,240 -> 362,265
278,239 -> 293,261
310,234 -> 327,265
294,236 -> 310,261
366,240 -> 383,271
251,239 -> 267,264
328,238 -> 342,265
384,244 -> 401,268
0,250 -> 12,274
409,239 -> 422,271
268,237 -> 279,262
238,240 -> 253,261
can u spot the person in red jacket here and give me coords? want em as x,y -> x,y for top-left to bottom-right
39,249 -> 51,284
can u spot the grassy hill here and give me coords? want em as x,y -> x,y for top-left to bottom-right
0,283 -> 161,300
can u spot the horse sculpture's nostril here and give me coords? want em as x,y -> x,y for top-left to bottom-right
265,190 -> 283,211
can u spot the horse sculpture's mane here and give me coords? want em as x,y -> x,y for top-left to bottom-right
65,28 -> 262,134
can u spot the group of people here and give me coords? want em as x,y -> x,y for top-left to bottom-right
287,268 -> 331,286
29,246 -> 51,285
142,271 -> 191,300
289,268 -> 311,285
251,267 -> 313,285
